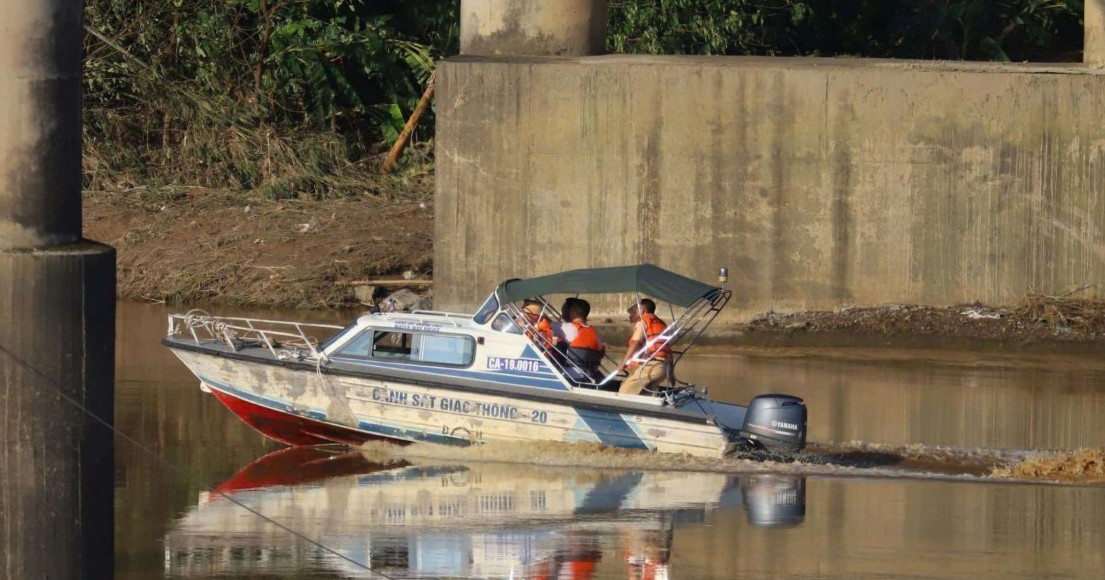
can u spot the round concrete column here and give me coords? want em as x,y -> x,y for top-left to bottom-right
0,0 -> 83,249
461,0 -> 608,56
1088,0 -> 1105,65
0,245 -> 116,578
0,0 -> 116,577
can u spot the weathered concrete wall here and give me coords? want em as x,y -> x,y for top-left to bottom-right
1089,0 -> 1105,66
460,0 -> 607,56
435,56 -> 1105,321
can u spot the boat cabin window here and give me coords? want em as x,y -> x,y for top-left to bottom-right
417,334 -> 476,365
473,294 -> 499,325
331,329 -> 374,357
333,329 -> 475,366
319,325 -> 361,353
370,331 -> 413,358
490,313 -> 522,334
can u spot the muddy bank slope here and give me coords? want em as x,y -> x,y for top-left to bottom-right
84,186 -> 1105,352
84,186 -> 433,309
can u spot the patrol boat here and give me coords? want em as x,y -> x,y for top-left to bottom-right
163,264 -> 808,457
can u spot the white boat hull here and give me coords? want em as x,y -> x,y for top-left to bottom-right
171,349 -> 732,458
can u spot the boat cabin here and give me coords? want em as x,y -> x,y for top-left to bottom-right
319,265 -> 730,397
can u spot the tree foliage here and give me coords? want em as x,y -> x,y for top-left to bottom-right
83,0 -> 458,193
608,0 -> 1084,62
83,1 -> 1085,192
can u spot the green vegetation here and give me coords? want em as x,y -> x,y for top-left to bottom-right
84,1 -> 1084,194
608,0 -> 1084,61
83,0 -> 458,195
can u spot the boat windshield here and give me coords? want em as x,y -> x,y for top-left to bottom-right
490,313 -> 523,334
318,323 -> 359,353
473,293 -> 499,325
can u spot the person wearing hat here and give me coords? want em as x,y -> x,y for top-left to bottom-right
617,298 -> 672,395
521,299 -> 555,347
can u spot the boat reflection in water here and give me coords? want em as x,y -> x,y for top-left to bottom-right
165,447 -> 806,579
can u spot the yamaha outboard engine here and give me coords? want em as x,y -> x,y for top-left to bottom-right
737,394 -> 807,452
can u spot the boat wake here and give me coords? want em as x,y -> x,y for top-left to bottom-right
360,439 -> 1104,485
990,447 -> 1105,484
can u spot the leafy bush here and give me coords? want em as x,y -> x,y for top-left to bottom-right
83,0 -> 458,193
84,1 -> 1084,193
608,0 -> 1084,62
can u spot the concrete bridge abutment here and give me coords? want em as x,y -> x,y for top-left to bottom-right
1089,0 -> 1105,65
435,56 -> 1105,321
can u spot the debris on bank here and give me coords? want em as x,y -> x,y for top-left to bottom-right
744,294 -> 1105,344
354,283 -> 434,313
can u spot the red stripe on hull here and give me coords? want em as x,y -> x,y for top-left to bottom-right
208,387 -> 401,447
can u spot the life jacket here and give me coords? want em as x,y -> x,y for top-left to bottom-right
633,312 -> 671,359
524,316 -> 554,346
566,320 -> 605,369
566,559 -> 597,579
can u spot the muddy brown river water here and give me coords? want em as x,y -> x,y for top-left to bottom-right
114,302 -> 1105,579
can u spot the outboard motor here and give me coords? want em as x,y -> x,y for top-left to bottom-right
737,394 -> 807,452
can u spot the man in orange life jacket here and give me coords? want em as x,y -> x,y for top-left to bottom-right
521,299 -> 555,347
563,299 -> 606,381
616,298 -> 672,395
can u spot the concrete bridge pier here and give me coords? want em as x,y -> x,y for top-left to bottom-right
460,0 -> 608,56
0,0 -> 116,578
1089,0 -> 1105,65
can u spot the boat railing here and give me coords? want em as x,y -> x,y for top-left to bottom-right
626,288 -> 731,370
380,311 -> 464,327
167,310 -> 345,361
499,289 -> 731,392
501,301 -> 614,389
565,289 -> 731,392
410,309 -> 473,320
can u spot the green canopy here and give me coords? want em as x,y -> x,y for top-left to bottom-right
498,264 -> 719,308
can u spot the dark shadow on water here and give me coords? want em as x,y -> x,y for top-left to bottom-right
804,450 -> 906,469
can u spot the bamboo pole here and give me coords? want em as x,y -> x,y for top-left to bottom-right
381,71 -> 437,174
338,279 -> 434,287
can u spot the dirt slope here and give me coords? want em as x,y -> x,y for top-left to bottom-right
83,187 -> 432,308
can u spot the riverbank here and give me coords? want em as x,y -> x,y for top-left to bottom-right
84,186 -> 1105,352
84,185 -> 433,309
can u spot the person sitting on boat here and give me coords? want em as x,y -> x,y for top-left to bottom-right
563,299 -> 606,382
616,298 -> 672,395
520,299 -> 556,348
551,297 -> 582,351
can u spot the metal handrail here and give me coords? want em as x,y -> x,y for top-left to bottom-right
410,309 -> 473,320
379,311 -> 463,327
501,301 -> 614,389
167,310 -> 344,360
592,289 -> 732,391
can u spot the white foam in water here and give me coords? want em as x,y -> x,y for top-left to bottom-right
360,439 -> 1072,483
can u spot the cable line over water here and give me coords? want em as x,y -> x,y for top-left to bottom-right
0,340 -> 394,579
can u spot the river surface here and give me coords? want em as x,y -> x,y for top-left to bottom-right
114,302 -> 1105,579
